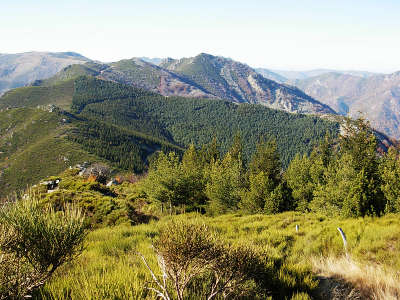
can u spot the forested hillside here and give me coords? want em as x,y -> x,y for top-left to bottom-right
0,74 -> 339,197
0,105 -> 182,198
73,76 -> 339,166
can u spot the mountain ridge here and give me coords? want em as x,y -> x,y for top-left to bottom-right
0,51 -> 90,95
294,71 -> 400,139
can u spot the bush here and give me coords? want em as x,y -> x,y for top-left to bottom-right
143,220 -> 271,299
0,199 -> 87,299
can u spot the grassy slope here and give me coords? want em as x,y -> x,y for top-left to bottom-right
39,212 -> 400,299
0,108 -> 103,196
36,64 -> 101,87
0,109 -> 183,197
0,79 -> 74,110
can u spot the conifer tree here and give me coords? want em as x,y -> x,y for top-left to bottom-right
248,139 -> 281,186
284,154 -> 314,211
205,153 -> 243,215
380,147 -> 400,213
199,137 -> 221,165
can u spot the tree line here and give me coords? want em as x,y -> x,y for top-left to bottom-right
141,117 -> 400,217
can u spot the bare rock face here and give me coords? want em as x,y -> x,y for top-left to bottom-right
294,72 -> 400,139
160,53 -> 335,115
99,58 -> 214,99
0,52 -> 89,95
5,52 -> 334,116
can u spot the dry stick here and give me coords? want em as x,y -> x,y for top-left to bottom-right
337,227 -> 349,257
137,252 -> 171,300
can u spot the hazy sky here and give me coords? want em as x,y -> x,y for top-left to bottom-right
1,0 -> 400,72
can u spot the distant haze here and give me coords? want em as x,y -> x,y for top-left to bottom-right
1,0 -> 400,73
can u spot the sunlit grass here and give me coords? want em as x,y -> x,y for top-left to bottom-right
38,212 -> 400,299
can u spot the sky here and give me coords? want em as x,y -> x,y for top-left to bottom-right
1,0 -> 400,73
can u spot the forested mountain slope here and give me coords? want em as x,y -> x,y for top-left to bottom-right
0,75 -> 339,197
160,53 -> 335,114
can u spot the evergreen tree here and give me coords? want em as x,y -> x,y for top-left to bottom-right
239,171 -> 274,213
143,152 -> 189,207
205,153 -> 243,215
248,139 -> 281,186
265,182 -> 294,214
284,154 -> 314,211
181,144 -> 207,209
229,132 -> 245,167
380,147 -> 400,213
199,137 -> 221,165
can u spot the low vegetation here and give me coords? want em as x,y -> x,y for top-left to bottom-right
0,199 -> 86,299
35,212 -> 400,299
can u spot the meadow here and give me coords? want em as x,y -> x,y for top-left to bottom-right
38,212 -> 400,299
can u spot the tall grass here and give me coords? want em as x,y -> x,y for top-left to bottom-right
312,256 -> 400,299
37,212 -> 400,299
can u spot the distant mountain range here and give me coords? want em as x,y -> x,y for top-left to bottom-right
0,52 -> 89,95
293,72 -> 400,139
159,54 -> 334,114
10,52 -> 333,115
1,51 -> 400,139
256,68 -> 381,82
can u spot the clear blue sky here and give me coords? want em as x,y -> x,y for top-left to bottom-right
1,0 -> 399,72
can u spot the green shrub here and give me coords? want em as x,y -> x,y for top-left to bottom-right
0,199 -> 86,299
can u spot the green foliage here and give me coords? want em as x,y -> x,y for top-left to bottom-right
265,182 -> 294,215
35,169 -> 150,227
205,153 -> 244,214
0,199 -> 86,299
143,149 -> 206,211
0,73 -> 338,198
40,212 -> 400,299
380,147 -> 400,213
0,79 -> 74,110
310,118 -> 385,217
80,88 -> 339,167
71,76 -> 153,113
240,171 -> 275,213
285,153 -> 324,212
67,119 -> 181,173
0,108 -> 103,198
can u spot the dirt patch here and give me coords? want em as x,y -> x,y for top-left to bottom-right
313,276 -> 363,300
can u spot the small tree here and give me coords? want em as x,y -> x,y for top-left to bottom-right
240,171 -> 274,213
151,221 -> 220,300
0,199 -> 86,299
205,153 -> 243,214
142,221 -> 268,300
380,147 -> 400,213
248,139 -> 281,186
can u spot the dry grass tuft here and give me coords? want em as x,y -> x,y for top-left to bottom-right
312,256 -> 400,300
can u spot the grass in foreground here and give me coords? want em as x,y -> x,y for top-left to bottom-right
37,212 -> 400,299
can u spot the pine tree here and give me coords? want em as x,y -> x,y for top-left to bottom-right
248,139 -> 281,186
380,147 -> 400,213
284,154 -> 314,211
199,137 -> 220,165
239,171 -> 274,213
181,144 -> 207,209
205,153 -> 243,215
